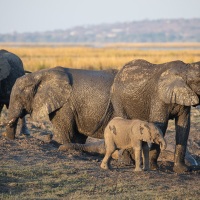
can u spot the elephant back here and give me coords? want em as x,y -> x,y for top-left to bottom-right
115,59 -> 157,85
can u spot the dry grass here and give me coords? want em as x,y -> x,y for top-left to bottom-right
1,43 -> 200,72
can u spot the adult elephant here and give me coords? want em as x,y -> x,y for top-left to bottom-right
110,59 -> 200,173
0,49 -> 29,135
4,66 -> 117,144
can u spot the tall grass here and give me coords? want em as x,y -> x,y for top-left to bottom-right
1,43 -> 200,72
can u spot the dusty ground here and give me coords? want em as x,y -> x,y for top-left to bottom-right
0,108 -> 200,200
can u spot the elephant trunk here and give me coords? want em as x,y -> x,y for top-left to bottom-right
4,118 -> 19,139
4,99 -> 26,139
59,140 -> 106,155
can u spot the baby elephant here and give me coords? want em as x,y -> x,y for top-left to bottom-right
101,117 -> 167,171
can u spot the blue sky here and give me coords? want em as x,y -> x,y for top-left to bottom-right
0,0 -> 199,34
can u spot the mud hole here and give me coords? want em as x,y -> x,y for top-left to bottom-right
0,108 -> 200,199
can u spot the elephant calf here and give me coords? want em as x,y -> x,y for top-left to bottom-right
101,117 -> 167,171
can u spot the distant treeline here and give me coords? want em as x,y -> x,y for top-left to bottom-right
1,19 -> 200,43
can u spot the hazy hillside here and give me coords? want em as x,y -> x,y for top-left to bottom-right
1,19 -> 200,43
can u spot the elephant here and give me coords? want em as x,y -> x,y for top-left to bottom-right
100,117 -> 167,171
60,59 -> 199,173
4,66 -> 117,143
109,59 -> 200,173
4,59 -> 200,173
0,49 -> 29,135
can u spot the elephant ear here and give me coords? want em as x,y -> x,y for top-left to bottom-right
158,70 -> 199,106
0,56 -> 11,81
31,69 -> 72,121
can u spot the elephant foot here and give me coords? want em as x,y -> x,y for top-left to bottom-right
173,145 -> 189,173
173,163 -> 189,173
58,143 -> 73,151
49,140 -> 61,148
20,128 -> 30,136
143,167 -> 150,171
150,162 -> 159,170
2,132 -> 15,140
100,162 -> 109,170
134,167 -> 143,172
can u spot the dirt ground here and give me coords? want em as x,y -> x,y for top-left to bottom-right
0,108 -> 200,200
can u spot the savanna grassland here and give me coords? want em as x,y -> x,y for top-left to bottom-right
1,42 -> 200,71
0,43 -> 200,200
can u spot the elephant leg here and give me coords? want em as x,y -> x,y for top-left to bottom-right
18,117 -> 30,136
49,107 -> 76,145
59,140 -> 106,155
142,142 -> 150,171
148,121 -> 167,170
101,144 -> 115,169
134,148 -> 143,172
173,108 -> 190,173
149,143 -> 160,170
173,145 -> 188,173
100,140 -> 115,170
59,132 -> 88,151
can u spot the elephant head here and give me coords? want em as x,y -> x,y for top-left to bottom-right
158,61 -> 200,106
137,121 -> 167,151
5,67 -> 72,139
0,49 -> 25,81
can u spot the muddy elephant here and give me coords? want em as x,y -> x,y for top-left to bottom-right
4,66 -> 117,142
100,117 -> 167,171
109,59 -> 200,173
4,59 -> 200,173
0,49 -> 29,135
62,59 -> 199,173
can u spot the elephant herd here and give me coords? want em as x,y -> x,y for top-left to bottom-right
1,49 -> 200,173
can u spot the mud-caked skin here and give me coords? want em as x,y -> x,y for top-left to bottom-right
111,59 -> 200,173
0,49 -> 29,136
5,59 -> 200,174
5,67 -> 117,144
100,117 -> 167,171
